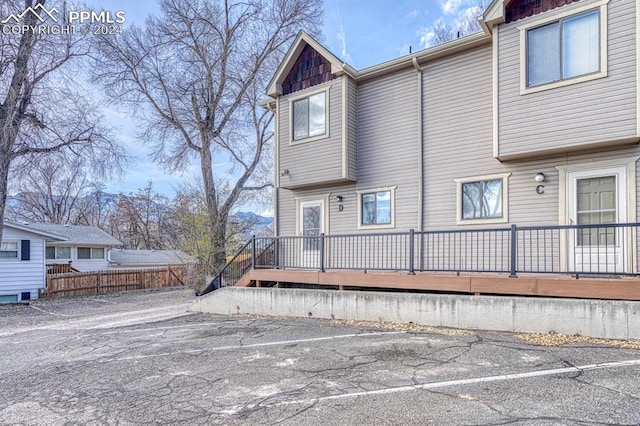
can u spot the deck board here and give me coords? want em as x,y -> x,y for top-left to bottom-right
241,269 -> 640,301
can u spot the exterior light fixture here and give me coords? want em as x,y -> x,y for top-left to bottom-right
534,173 -> 545,183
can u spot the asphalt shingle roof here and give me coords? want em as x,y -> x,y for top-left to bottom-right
25,223 -> 122,246
110,250 -> 197,266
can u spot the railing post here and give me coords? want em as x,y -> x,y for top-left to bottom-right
319,233 -> 325,273
408,229 -> 415,275
274,237 -> 280,269
509,224 -> 518,278
251,235 -> 256,270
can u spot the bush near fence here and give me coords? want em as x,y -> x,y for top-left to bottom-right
43,266 -> 188,298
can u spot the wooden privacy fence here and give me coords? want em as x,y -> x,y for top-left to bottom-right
43,266 -> 186,298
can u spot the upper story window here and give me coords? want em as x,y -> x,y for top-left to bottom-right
0,241 -> 18,259
292,91 -> 326,142
455,173 -> 511,225
519,1 -> 608,94
527,9 -> 599,87
46,246 -> 71,260
78,247 -> 105,260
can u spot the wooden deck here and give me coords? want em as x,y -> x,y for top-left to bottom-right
237,269 -> 640,301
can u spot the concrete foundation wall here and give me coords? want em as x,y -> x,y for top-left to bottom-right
190,287 -> 640,340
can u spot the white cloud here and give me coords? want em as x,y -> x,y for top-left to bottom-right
406,10 -> 420,19
256,209 -> 274,218
441,0 -> 465,15
334,0 -> 353,64
418,28 -> 435,49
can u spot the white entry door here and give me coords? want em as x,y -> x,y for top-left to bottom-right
299,200 -> 324,268
567,167 -> 628,274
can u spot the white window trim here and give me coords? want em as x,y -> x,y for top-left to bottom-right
356,186 -> 397,230
77,247 -> 105,260
518,0 -> 609,95
288,85 -> 331,146
46,245 -> 72,261
295,195 -> 330,237
455,173 -> 511,225
0,240 -> 20,261
556,157 -> 638,273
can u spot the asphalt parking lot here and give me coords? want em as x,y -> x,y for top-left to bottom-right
1,289 -> 640,425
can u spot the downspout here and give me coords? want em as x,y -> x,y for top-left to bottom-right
268,100 -> 280,236
412,57 -> 424,233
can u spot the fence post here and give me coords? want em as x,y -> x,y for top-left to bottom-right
509,224 -> 518,278
251,235 -> 256,270
319,233 -> 325,273
274,238 -> 280,269
408,229 -> 415,275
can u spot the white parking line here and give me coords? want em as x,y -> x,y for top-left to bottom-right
264,358 -> 640,408
98,331 -> 407,362
29,305 -> 70,317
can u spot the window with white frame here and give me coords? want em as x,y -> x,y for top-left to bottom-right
357,187 -> 396,228
292,92 -> 326,141
0,241 -> 18,259
77,247 -> 105,260
461,179 -> 503,219
525,7 -> 602,89
46,246 -> 71,260
456,173 -> 510,224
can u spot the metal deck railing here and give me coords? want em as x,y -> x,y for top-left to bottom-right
200,223 -> 640,294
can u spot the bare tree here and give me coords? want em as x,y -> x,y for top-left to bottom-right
94,0 -> 322,269
5,155 -> 90,223
422,0 -> 488,47
109,182 -> 173,250
74,183 -> 118,229
0,0 -> 126,241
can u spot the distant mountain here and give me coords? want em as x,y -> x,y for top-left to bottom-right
233,211 -> 274,227
231,211 -> 274,240
5,192 -> 274,236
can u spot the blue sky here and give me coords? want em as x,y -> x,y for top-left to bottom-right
97,0 -> 482,201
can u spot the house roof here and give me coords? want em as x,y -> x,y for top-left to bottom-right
266,30 -> 491,100
266,31 -> 357,97
3,222 -> 67,241
23,223 -> 122,246
109,249 -> 197,266
482,0 -> 507,29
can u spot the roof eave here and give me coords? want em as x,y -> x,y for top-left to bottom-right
356,32 -> 492,82
3,222 -> 68,241
266,31 -> 356,98
482,0 -> 506,30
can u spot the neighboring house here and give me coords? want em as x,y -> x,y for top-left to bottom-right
261,0 -> 639,277
109,249 -> 197,269
0,222 -> 67,302
25,223 -> 122,272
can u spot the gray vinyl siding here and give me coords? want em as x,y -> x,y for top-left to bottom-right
423,44 -> 503,229
497,0 -> 637,157
357,68 -> 420,230
276,183 -> 356,237
278,78 -> 345,188
0,227 -> 46,300
421,39 -> 640,230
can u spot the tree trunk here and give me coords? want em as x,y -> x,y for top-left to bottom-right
0,153 -> 10,242
200,144 -> 226,270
